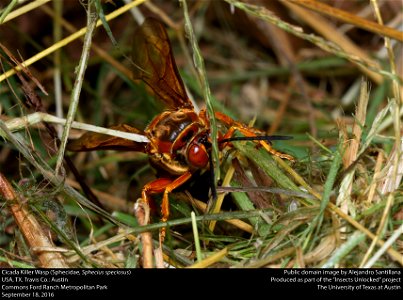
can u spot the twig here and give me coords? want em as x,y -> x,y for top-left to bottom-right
0,173 -> 69,267
134,201 -> 153,268
1,112 -> 149,143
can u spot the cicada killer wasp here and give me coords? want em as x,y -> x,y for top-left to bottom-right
68,18 -> 294,241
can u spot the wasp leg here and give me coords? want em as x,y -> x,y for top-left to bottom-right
141,172 -> 192,244
215,111 -> 295,162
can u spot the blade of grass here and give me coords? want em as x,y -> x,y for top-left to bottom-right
208,162 -> 235,232
279,1 -> 382,84
360,193 -> 396,267
55,0 -> 97,173
181,0 -> 220,184
187,247 -> 228,268
286,0 -> 403,42
305,146 -> 342,249
231,185 -> 271,236
321,231 -> 366,268
224,0 -> 401,84
234,142 -> 300,192
53,0 -> 63,138
0,256 -> 34,268
362,224 -> 403,268
191,211 -> 203,263
0,0 -> 52,24
40,4 -> 133,80
186,196 -> 254,234
0,0 -> 18,24
232,137 -> 402,264
0,0 -> 147,83
94,0 -> 118,46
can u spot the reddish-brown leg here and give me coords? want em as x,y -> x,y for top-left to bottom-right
214,111 -> 295,162
141,172 -> 192,243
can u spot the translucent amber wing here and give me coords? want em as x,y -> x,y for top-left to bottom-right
132,18 -> 193,109
67,124 -> 147,152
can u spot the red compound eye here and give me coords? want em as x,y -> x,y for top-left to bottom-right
187,143 -> 208,168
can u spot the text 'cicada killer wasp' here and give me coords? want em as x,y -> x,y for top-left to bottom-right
67,18 -> 295,242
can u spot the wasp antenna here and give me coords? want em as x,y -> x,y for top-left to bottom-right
219,135 -> 293,144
